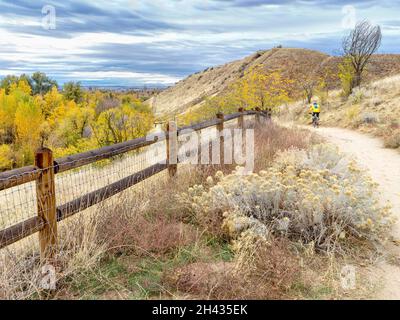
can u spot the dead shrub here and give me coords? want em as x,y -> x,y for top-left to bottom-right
242,238 -> 300,293
96,201 -> 199,256
164,237 -> 300,300
254,122 -> 315,171
163,262 -> 235,296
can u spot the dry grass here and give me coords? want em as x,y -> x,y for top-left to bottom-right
0,122 -> 378,300
254,121 -> 320,171
97,213 -> 199,257
0,153 -> 230,299
0,211 -> 105,300
163,237 -> 300,300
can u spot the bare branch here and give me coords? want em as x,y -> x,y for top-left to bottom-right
342,20 -> 382,90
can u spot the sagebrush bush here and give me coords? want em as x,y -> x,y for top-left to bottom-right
361,113 -> 378,124
178,144 -> 394,255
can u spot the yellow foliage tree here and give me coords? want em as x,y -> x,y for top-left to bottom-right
233,67 -> 291,110
0,89 -> 18,143
178,67 -> 291,125
0,78 -> 155,167
14,100 -> 44,165
10,79 -> 32,96
54,100 -> 95,147
92,104 -> 154,146
339,57 -> 355,97
43,86 -> 64,119
0,144 -> 13,171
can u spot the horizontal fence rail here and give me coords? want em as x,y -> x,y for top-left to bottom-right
0,109 -> 270,257
56,162 -> 168,222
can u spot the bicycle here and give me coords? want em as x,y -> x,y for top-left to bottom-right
312,114 -> 320,128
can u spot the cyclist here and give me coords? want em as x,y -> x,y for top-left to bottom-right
309,100 -> 320,125
309,100 -> 321,120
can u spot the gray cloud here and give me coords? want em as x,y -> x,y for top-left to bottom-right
0,0 -> 399,86
212,0 -> 380,8
0,0 -> 178,38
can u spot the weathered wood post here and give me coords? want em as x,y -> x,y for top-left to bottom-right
216,112 -> 225,166
255,107 -> 261,125
238,107 -> 244,130
267,107 -> 272,121
35,148 -> 57,262
238,107 -> 245,144
166,121 -> 178,177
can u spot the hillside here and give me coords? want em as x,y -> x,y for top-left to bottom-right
148,48 -> 400,116
282,73 -> 400,151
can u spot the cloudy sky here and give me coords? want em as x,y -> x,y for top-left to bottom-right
0,0 -> 399,87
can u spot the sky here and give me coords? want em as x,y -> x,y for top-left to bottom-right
0,0 -> 399,87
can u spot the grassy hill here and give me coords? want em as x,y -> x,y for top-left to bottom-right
148,48 -> 400,117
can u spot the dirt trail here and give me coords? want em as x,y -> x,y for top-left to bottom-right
306,126 -> 400,299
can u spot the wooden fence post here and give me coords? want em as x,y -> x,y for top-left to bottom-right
255,107 -> 261,125
238,108 -> 244,130
216,112 -> 225,166
166,121 -> 178,177
35,148 -> 57,262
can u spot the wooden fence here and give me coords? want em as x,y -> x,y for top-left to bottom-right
0,108 -> 269,261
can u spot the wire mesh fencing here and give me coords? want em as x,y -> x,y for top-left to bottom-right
0,111 -> 262,261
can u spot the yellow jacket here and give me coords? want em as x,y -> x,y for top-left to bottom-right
309,103 -> 321,113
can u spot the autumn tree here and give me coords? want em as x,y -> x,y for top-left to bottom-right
10,79 -> 32,96
178,67 -> 291,125
299,77 -> 318,104
231,67 -> 291,111
41,86 -> 64,119
0,89 -> 17,144
0,144 -> 13,171
0,74 -> 33,94
0,74 -> 155,167
54,101 -> 94,147
0,75 -> 19,94
92,104 -> 154,146
31,72 -> 58,95
338,57 -> 355,97
14,100 -> 45,165
342,20 -> 382,94
95,96 -> 121,115
63,81 -> 84,103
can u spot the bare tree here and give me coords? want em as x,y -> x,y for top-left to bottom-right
298,60 -> 330,104
299,78 -> 318,104
342,20 -> 382,90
